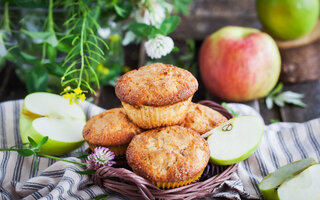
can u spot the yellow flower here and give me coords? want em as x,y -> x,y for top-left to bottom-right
109,34 -> 120,42
80,93 -> 86,102
74,88 -> 82,95
64,86 -> 71,92
97,63 -> 110,75
63,93 -> 68,99
69,92 -> 75,99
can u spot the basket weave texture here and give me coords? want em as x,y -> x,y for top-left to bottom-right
92,100 -> 238,200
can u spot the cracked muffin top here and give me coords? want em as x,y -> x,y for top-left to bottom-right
115,63 -> 198,106
182,103 -> 228,135
126,126 -> 209,182
83,108 -> 142,146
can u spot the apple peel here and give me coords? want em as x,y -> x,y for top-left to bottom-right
19,92 -> 86,156
207,116 -> 264,165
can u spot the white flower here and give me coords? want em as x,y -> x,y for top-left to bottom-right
145,35 -> 174,59
122,31 -> 136,46
0,32 -> 7,57
135,0 -> 166,26
97,28 -> 111,39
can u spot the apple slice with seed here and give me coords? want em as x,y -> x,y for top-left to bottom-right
259,158 -> 316,200
207,116 -> 264,165
277,163 -> 320,200
20,92 -> 86,156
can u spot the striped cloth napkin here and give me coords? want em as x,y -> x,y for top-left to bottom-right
0,100 -> 319,200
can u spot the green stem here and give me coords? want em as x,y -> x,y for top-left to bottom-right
41,43 -> 47,64
0,148 -> 17,151
78,17 -> 86,88
48,0 -> 54,32
0,149 -> 88,166
38,153 -> 89,166
4,2 -> 11,33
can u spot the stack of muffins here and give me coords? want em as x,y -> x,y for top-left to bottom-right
83,63 -> 227,189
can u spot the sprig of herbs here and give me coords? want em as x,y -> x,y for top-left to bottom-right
0,136 -> 88,174
60,0 -> 109,101
265,83 -> 307,110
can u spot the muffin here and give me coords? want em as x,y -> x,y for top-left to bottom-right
115,63 -> 198,129
182,103 -> 228,135
82,108 -> 142,156
126,126 -> 210,189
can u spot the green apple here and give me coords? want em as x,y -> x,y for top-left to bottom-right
257,0 -> 319,40
206,116 -> 264,165
259,158 -> 316,200
20,92 -> 86,156
277,163 -> 320,200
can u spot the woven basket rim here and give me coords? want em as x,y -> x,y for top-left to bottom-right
92,100 -> 238,200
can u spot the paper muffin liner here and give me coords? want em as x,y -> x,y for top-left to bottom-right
89,144 -> 127,156
152,170 -> 204,189
121,97 -> 192,129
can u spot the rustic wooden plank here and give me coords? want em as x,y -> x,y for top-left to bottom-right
279,80 -> 320,122
258,99 -> 282,124
279,38 -> 320,83
173,0 -> 260,40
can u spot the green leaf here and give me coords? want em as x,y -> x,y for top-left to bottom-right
76,170 -> 96,175
21,29 -> 58,47
26,65 -> 48,93
114,2 -> 132,21
281,91 -> 305,99
221,102 -> 240,117
172,0 -> 192,15
28,136 -> 38,148
270,119 -> 280,123
57,42 -> 71,53
47,45 -> 57,62
129,23 -> 159,38
114,5 -> 127,18
269,83 -> 283,96
17,149 -> 35,157
44,63 -> 65,77
37,136 -> 48,148
20,51 -> 39,63
13,0 -> 48,8
266,97 -> 273,110
160,16 -> 180,35
284,98 -> 307,108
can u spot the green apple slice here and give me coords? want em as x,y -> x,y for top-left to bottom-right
277,164 -> 320,200
259,158 -> 316,200
207,116 -> 264,165
20,92 -> 86,156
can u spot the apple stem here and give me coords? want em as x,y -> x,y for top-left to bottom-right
37,153 -> 89,166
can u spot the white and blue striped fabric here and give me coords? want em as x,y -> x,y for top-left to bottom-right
0,100 -> 319,199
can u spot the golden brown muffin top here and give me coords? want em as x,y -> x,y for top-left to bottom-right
115,63 -> 198,106
182,103 -> 228,135
126,126 -> 210,183
83,108 -> 142,146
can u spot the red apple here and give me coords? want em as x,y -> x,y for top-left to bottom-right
199,26 -> 281,101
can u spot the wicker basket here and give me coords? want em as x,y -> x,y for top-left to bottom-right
92,100 -> 238,200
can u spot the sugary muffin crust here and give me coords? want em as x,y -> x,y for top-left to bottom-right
182,103 -> 228,134
83,108 -> 142,146
115,63 -> 198,106
126,126 -> 210,183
